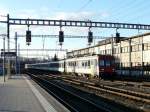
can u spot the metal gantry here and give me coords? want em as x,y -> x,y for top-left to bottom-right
3,18 -> 150,30
1,14 -> 150,77
16,34 -> 106,39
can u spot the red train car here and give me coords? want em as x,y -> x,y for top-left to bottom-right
99,55 -> 116,79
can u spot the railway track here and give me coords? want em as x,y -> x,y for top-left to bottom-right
38,73 -> 149,91
27,73 -> 140,112
61,77 -> 150,103
44,74 -> 150,112
28,73 -> 111,112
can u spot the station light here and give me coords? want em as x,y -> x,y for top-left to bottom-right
26,30 -> 31,43
59,30 -> 64,43
88,31 -> 93,44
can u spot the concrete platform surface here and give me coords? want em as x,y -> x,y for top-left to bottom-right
0,74 -> 70,112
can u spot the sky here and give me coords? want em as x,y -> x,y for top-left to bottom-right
0,0 -> 150,59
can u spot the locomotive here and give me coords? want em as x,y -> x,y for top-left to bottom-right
26,54 -> 116,78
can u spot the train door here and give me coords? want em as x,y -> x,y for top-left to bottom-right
64,60 -> 66,73
91,58 -> 98,77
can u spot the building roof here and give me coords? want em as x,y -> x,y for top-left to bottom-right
67,32 -> 150,55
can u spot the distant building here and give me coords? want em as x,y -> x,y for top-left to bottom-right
67,32 -> 150,76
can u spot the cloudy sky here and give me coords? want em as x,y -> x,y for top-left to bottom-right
0,0 -> 150,59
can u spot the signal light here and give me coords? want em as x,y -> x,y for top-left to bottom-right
26,30 -> 31,43
116,32 -> 120,38
59,31 -> 64,43
88,31 -> 93,44
115,32 -> 120,43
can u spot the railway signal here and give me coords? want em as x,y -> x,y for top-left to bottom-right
115,32 -> 120,43
26,30 -> 31,45
88,31 -> 93,45
115,28 -> 120,43
59,30 -> 64,45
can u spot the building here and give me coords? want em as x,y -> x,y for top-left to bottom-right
67,32 -> 150,77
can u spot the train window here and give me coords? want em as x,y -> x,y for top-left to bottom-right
99,60 -> 105,66
75,62 -> 76,66
85,62 -> 87,67
75,62 -> 78,67
106,60 -> 111,67
88,61 -> 90,66
82,62 -> 84,67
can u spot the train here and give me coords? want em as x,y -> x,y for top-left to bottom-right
25,54 -> 116,79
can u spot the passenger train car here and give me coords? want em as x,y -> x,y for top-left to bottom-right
26,55 -> 116,78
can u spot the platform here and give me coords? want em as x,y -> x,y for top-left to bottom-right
0,74 -> 70,112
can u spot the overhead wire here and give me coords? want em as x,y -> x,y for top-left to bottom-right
74,0 -> 94,21
121,2 -> 150,22
106,0 -> 135,15
108,0 -> 144,21
109,0 -> 150,22
102,0 -> 133,21
77,0 -> 93,12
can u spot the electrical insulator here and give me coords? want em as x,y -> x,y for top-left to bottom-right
59,31 -> 64,43
116,32 -> 120,43
88,31 -> 93,43
26,30 -> 31,42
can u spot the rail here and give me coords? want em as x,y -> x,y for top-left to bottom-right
28,73 -> 113,112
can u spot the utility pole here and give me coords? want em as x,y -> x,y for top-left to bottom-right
129,39 -> 131,76
15,32 -> 17,75
111,35 -> 114,56
141,36 -> 143,76
7,14 -> 11,78
18,44 -> 20,75
120,41 -> 122,75
3,37 -> 5,82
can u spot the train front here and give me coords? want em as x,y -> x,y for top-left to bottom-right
99,55 -> 116,79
